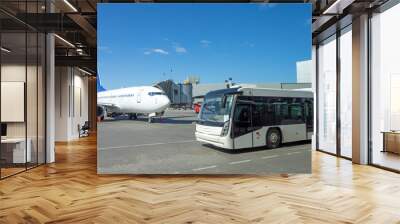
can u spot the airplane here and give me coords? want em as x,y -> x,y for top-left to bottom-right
97,77 -> 171,123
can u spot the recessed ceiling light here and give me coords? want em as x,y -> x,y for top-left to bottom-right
54,34 -> 75,48
1,47 -> 11,53
63,0 -> 78,12
78,67 -> 92,76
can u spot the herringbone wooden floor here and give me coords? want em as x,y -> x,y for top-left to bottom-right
1,135 -> 400,224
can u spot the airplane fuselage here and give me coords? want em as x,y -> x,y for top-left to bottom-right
97,86 -> 170,114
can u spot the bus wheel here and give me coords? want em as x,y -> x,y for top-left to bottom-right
266,128 -> 281,149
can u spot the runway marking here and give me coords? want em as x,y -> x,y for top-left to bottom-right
287,151 -> 303,155
98,140 -> 197,150
229,160 -> 251,165
291,151 -> 303,154
192,165 -> 217,171
261,155 -> 279,159
286,147 -> 306,151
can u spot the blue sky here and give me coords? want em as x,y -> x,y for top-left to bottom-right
98,3 -> 311,89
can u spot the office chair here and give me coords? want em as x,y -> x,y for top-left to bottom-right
79,121 -> 90,138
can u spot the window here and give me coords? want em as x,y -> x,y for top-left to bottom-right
234,104 -> 251,123
288,103 -> 304,123
148,92 -> 165,96
317,34 -> 337,154
0,2 -> 46,179
304,100 -> 314,132
233,104 -> 252,137
340,25 -> 352,158
370,3 -> 400,171
252,102 -> 265,128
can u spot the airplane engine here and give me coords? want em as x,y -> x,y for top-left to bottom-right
97,105 -> 106,121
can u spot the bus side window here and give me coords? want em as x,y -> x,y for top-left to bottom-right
233,104 -> 252,137
234,104 -> 250,123
274,100 -> 289,125
266,100 -> 275,126
304,100 -> 314,131
252,103 -> 263,128
288,103 -> 304,124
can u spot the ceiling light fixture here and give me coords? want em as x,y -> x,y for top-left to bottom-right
322,0 -> 355,15
63,0 -> 78,12
78,67 -> 92,76
54,34 -> 75,48
1,47 -> 11,53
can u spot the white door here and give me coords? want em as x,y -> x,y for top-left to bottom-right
137,93 -> 141,103
233,104 -> 253,149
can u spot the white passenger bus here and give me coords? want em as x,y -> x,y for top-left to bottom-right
195,87 -> 313,150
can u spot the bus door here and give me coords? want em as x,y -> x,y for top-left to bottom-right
233,103 -> 253,149
252,103 -> 265,147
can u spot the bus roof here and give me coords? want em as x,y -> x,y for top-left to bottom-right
205,87 -> 313,98
204,87 -> 240,97
239,87 -> 313,98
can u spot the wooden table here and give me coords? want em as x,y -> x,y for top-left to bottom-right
382,131 -> 400,154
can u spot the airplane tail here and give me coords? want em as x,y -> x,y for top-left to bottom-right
97,74 -> 106,92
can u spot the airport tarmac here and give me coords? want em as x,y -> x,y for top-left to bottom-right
97,109 -> 311,174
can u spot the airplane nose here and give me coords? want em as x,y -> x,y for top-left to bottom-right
163,96 -> 171,107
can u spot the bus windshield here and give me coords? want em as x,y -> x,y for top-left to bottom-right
199,94 -> 234,124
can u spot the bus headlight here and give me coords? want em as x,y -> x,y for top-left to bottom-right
220,121 -> 230,136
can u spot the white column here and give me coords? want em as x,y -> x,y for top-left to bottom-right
311,45 -> 317,151
45,0 -> 56,163
46,33 -> 55,163
352,14 -> 369,164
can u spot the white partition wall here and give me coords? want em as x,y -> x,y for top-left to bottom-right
55,67 -> 89,141
0,2 -> 47,178
317,35 -> 337,154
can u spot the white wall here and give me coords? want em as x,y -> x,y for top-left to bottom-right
296,60 -> 312,83
55,67 -> 89,141
1,63 -> 46,164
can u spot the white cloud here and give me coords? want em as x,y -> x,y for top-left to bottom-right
200,40 -> 211,47
98,46 -> 112,53
175,46 -> 187,53
144,48 -> 169,55
170,41 -> 187,54
153,49 -> 169,54
258,3 -> 277,10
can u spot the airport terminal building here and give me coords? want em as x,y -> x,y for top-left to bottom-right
156,79 -> 311,107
